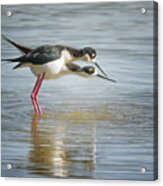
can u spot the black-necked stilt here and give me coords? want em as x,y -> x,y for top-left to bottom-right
2,35 -> 116,115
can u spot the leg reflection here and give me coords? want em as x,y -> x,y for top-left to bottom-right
29,114 -> 97,178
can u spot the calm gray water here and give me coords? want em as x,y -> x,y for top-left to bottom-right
1,2 -> 156,180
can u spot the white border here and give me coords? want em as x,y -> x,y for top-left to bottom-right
0,0 -> 162,186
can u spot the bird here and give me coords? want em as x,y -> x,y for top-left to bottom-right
2,35 -> 116,115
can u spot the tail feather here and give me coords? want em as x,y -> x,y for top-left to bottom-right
2,34 -> 32,54
2,56 -> 25,62
13,63 -> 24,70
2,58 -> 31,69
2,34 -> 32,70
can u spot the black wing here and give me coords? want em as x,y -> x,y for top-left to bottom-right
2,45 -> 62,65
23,45 -> 62,65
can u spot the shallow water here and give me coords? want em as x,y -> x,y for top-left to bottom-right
1,2 -> 156,180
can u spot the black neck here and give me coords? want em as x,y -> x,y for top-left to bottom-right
64,47 -> 84,58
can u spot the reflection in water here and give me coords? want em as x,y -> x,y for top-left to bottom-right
29,114 -> 97,178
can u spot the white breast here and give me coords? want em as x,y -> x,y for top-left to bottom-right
61,49 -> 74,63
30,57 -> 65,80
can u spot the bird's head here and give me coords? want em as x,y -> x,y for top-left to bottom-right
81,47 -> 107,77
82,47 -> 97,62
81,66 -> 116,83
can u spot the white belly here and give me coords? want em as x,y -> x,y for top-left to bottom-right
30,58 -> 64,80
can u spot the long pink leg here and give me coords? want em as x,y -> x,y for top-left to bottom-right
34,73 -> 45,114
31,73 -> 45,115
31,74 -> 41,114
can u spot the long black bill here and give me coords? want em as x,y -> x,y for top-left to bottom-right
95,62 -> 108,77
97,74 -> 116,83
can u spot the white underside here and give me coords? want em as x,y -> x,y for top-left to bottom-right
30,61 -> 94,80
29,50 -> 96,80
30,57 -> 66,80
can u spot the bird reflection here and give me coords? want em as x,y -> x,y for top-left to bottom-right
29,113 -> 97,178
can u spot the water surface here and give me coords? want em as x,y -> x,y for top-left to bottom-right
1,2 -> 156,180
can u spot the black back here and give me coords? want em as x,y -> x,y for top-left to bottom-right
21,45 -> 62,64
